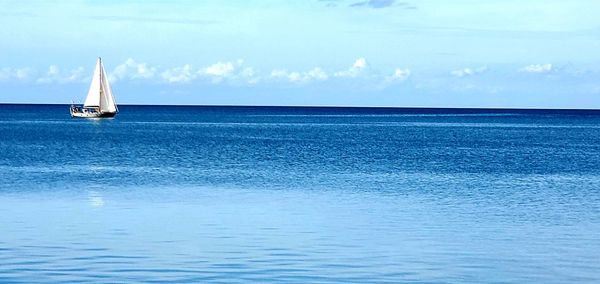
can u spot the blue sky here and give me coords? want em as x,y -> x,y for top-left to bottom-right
1,0 -> 599,108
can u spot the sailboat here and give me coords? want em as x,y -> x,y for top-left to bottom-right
70,57 -> 118,118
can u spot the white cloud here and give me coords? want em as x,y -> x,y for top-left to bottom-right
161,64 -> 195,83
48,65 -> 59,76
198,61 -> 237,83
240,67 -> 255,77
240,67 -> 260,84
353,58 -> 367,69
307,67 -> 328,81
111,58 -> 156,82
161,60 -> 258,84
287,72 -> 302,82
202,62 -> 235,77
0,67 -> 34,82
388,68 -> 411,81
451,66 -> 487,77
37,65 -> 86,84
35,66 -> 57,84
270,67 -> 328,83
197,60 -> 258,83
66,67 -> 85,82
3,58 -> 425,88
15,68 -> 32,80
520,63 -> 552,73
334,58 -> 368,78
270,69 -> 287,78
270,69 -> 296,82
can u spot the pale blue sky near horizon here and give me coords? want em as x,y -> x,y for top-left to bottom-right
1,0 -> 599,108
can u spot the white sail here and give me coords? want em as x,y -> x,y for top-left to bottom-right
83,58 -> 102,108
82,57 -> 117,113
100,62 -> 118,113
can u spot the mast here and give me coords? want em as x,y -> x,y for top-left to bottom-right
99,57 -> 103,113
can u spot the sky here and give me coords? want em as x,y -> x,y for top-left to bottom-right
0,0 -> 599,108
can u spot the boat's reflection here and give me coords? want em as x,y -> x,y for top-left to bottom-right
88,191 -> 105,207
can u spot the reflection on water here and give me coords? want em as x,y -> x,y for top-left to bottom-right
88,191 -> 104,207
0,105 -> 599,283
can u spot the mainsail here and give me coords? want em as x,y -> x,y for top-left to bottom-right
83,58 -> 117,113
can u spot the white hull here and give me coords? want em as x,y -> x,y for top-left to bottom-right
70,107 -> 116,118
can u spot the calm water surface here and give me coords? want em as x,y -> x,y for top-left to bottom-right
1,104 -> 599,283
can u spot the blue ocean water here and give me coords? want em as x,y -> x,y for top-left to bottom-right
1,104 -> 599,283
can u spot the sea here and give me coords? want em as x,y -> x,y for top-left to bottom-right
0,104 -> 599,283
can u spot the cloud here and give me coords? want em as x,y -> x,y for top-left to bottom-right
36,65 -> 85,84
350,0 -> 396,8
349,0 -> 416,9
240,67 -> 255,77
48,65 -> 59,76
451,66 -> 488,77
319,0 -> 341,7
198,61 -> 237,83
240,67 -> 260,84
270,69 -> 289,79
388,68 -> 411,81
270,67 -> 328,83
202,62 -> 235,77
66,67 -> 85,82
161,64 -> 195,83
334,58 -> 368,78
520,64 -> 553,73
0,67 -> 34,82
3,58 -> 420,88
198,60 -> 259,83
353,58 -> 367,69
110,58 -> 156,82
160,60 -> 259,84
307,67 -> 328,81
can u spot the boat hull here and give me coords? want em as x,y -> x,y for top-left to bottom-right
71,110 -> 116,118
